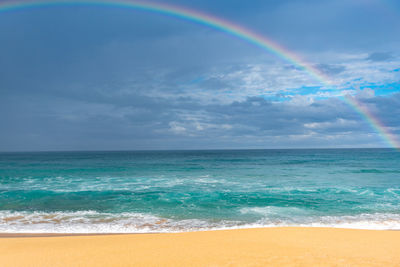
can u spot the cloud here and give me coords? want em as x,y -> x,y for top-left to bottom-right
366,52 -> 394,62
2,83 -> 400,151
0,1 -> 399,150
316,64 -> 346,75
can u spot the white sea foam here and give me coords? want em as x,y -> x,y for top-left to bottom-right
240,206 -> 314,218
1,210 -> 400,233
0,175 -> 236,192
0,210 -> 222,233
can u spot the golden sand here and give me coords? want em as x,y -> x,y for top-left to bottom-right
1,227 -> 400,266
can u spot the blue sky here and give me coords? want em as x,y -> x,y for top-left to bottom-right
1,0 -> 400,151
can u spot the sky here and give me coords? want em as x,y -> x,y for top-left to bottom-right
1,0 -> 400,151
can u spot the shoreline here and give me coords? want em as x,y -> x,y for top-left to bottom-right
0,226 -> 399,236
1,227 -> 400,266
1,225 -> 400,238
0,233 -> 134,238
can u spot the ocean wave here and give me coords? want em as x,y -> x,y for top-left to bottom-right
240,206 -> 312,217
0,175 -> 237,192
1,210 -> 400,233
353,169 -> 400,174
0,210 -> 225,233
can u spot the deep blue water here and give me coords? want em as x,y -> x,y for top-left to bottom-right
0,149 -> 399,233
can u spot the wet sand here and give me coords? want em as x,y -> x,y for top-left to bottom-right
1,227 -> 400,266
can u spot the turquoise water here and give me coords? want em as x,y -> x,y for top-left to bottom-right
0,149 -> 399,233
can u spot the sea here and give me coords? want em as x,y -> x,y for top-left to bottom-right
0,149 -> 399,233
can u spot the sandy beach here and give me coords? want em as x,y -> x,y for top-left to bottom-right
0,227 -> 400,266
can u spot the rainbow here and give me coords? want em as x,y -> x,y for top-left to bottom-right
0,0 -> 398,149
344,95 -> 400,149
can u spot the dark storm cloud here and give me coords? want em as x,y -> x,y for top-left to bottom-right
248,0 -> 400,51
3,85 -> 398,150
358,92 -> 400,131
